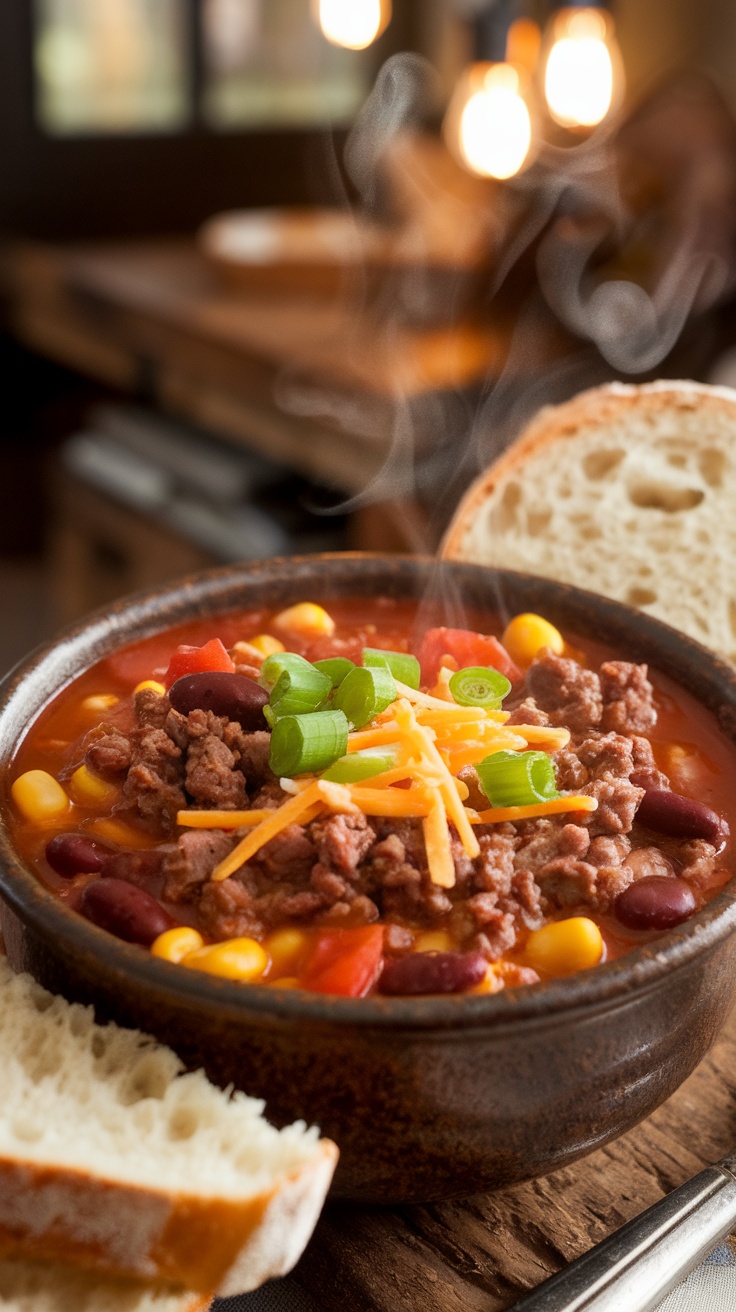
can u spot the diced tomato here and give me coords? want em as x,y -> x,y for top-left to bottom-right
418,627 -> 521,686
164,638 -> 234,688
301,925 -> 384,997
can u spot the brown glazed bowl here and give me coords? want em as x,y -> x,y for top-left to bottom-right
1,554 -> 736,1204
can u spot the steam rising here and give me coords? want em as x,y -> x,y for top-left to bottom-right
275,55 -> 736,544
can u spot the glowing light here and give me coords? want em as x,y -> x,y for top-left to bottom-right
445,63 -> 534,181
315,0 -> 391,50
543,8 -> 620,129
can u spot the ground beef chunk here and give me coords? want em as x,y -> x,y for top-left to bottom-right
136,689 -> 171,730
185,734 -> 247,810
515,819 -> 591,872
198,874 -> 261,939
505,697 -> 550,728
474,830 -> 517,895
316,892 -> 380,926
86,731 -> 133,778
101,849 -> 168,897
629,735 -> 670,791
513,820 -> 597,910
124,724 -> 186,832
537,861 -> 598,909
235,731 -> 272,790
251,778 -> 286,809
526,652 -> 603,736
162,829 -> 238,903
472,911 -> 517,962
586,778 -> 644,836
310,813 -> 376,876
679,839 -> 723,890
600,661 -> 657,735
255,825 -> 317,881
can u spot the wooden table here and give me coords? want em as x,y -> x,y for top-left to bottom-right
2,239 -> 506,497
296,1009 -> 736,1310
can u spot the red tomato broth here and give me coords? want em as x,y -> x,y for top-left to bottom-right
5,598 -> 736,995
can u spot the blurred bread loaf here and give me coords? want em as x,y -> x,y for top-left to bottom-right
0,1256 -> 209,1312
0,957 -> 337,1299
443,380 -> 736,661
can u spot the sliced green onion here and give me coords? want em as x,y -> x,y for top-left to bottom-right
476,750 -> 559,809
322,750 -> 397,783
263,704 -> 277,730
264,653 -> 332,719
449,666 -> 512,709
261,651 -> 314,691
363,648 -> 420,690
313,657 -> 355,688
269,710 -> 349,777
332,665 -> 397,729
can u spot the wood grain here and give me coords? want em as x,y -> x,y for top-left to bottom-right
297,1008 -> 736,1311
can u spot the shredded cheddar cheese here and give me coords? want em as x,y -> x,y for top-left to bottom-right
210,781 -> 324,882
470,795 -> 598,824
192,677 -> 579,888
177,808 -> 274,830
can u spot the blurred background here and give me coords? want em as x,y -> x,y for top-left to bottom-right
1,0 -> 736,670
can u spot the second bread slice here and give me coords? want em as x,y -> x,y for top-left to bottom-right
0,959 -> 337,1299
443,380 -> 736,660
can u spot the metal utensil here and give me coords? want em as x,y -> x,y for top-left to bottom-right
511,1152 -> 736,1311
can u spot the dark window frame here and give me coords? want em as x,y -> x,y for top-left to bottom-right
0,0 -> 424,240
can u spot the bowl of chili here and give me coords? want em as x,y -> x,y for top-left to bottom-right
1,553 -> 736,1203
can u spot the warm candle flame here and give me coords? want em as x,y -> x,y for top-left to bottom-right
448,63 -> 532,181
544,8 -> 617,129
316,0 -> 390,50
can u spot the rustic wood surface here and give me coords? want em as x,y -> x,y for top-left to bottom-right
296,1008 -> 736,1310
1,240 -> 506,496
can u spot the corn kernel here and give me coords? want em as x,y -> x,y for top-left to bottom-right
502,613 -> 564,667
414,930 -> 453,953
69,764 -> 118,808
524,917 -> 603,977
248,634 -> 285,657
151,927 -> 204,964
272,604 -> 335,638
81,694 -> 119,714
88,817 -> 157,850
269,976 -> 301,989
184,937 -> 270,982
264,928 -> 309,975
133,680 -> 166,696
11,771 -> 70,824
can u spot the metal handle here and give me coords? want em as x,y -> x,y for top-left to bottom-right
510,1160 -> 736,1312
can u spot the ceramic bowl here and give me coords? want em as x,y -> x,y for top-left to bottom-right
1,554 -> 735,1204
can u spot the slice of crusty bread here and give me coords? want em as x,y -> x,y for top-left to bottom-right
0,1256 -> 209,1312
0,958 -> 337,1299
443,380 -> 736,661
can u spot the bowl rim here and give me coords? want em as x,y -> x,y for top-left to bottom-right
1,550 -> 736,1033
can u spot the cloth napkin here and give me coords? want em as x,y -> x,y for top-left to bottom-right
214,1240 -> 736,1311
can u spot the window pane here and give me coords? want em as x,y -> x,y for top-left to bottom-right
203,0 -> 374,128
34,0 -> 190,135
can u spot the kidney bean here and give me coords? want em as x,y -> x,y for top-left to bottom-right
80,878 -> 175,946
379,950 -> 487,996
168,671 -> 269,730
614,875 -> 697,931
636,788 -> 728,850
45,833 -> 111,878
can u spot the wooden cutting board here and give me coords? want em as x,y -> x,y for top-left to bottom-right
296,1007 -> 736,1310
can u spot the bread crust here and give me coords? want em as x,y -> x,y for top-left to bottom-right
0,1142 -> 337,1298
442,379 -> 736,560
